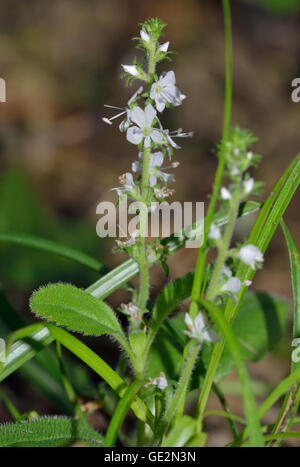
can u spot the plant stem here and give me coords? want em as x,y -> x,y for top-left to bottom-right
152,343 -> 200,446
189,0 -> 232,318
137,147 -> 151,312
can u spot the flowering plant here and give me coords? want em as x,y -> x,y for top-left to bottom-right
0,2 -> 299,448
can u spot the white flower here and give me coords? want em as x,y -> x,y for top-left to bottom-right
112,172 -> 135,196
150,71 -> 186,112
220,187 -> 232,200
243,178 -> 254,194
159,41 -> 170,53
231,166 -> 240,176
208,222 -> 221,240
238,245 -> 264,270
140,30 -> 150,43
126,104 -> 163,147
222,265 -> 233,278
102,86 -> 143,128
247,151 -> 253,161
132,151 -> 177,185
221,277 -> 242,295
122,64 -> 139,76
116,230 -> 139,248
183,312 -> 220,344
152,372 -> 168,390
120,302 -> 141,320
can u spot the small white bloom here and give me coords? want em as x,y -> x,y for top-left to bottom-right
208,222 -> 221,240
126,104 -> 163,147
222,265 -> 233,278
247,151 -> 253,161
116,230 -> 139,248
244,280 -> 252,287
140,30 -> 150,43
222,277 -> 242,295
231,166 -> 240,176
112,172 -> 135,196
238,245 -> 264,270
154,187 -> 175,199
122,64 -> 139,76
120,302 -> 141,320
150,71 -> 185,112
243,178 -> 254,194
233,148 -> 240,156
159,41 -> 170,53
146,372 -> 168,390
183,312 -> 220,344
220,187 -> 232,200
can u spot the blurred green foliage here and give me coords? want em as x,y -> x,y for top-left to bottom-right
0,166 -> 101,288
261,0 -> 300,14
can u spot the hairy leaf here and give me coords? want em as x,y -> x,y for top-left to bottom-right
0,416 -> 103,447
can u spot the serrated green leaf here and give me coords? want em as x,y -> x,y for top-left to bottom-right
0,416 -> 103,447
30,283 -> 126,344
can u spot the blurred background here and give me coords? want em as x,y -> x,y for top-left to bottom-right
0,0 -> 299,446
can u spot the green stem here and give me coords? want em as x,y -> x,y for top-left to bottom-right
0,386 -> 21,421
137,146 -> 151,312
189,0 -> 232,318
206,185 -> 240,301
152,344 -> 200,446
195,188 -> 240,432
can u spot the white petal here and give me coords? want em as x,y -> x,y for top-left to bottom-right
220,187 -> 231,200
124,172 -> 134,185
150,82 -> 158,100
151,151 -> 164,168
122,64 -> 138,76
222,277 -> 242,294
132,161 -> 141,173
151,129 -> 163,144
203,328 -> 220,343
194,312 -> 207,334
144,103 -> 157,125
130,106 -> 146,128
184,313 -> 194,330
140,30 -> 150,42
238,245 -> 263,270
157,171 -> 175,182
155,96 -> 166,113
126,126 -> 143,145
244,178 -> 254,194
208,222 -> 221,240
149,175 -> 157,187
161,70 -> 176,86
159,41 -> 170,53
